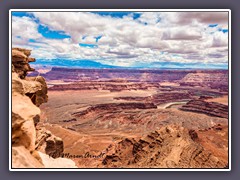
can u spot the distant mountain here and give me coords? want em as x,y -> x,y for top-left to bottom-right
32,59 -> 120,69
31,59 -> 228,70
132,61 -> 228,70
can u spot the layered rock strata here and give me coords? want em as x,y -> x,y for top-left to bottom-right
179,100 -> 228,118
39,67 -> 228,84
115,92 -> 192,105
101,125 -> 228,168
72,102 -> 157,117
48,81 -> 160,92
42,67 -> 190,82
179,72 -> 228,92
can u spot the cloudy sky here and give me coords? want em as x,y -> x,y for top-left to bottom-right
12,11 -> 229,69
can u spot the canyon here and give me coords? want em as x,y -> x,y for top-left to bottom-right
38,67 -> 228,168
12,48 -> 229,169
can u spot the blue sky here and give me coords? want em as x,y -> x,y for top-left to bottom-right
92,12 -> 141,19
38,24 -> 71,39
79,43 -> 98,48
12,12 -> 32,18
12,11 -> 229,69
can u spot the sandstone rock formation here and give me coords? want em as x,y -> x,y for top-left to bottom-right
25,76 -> 48,106
11,48 -> 77,168
12,48 -> 35,79
72,102 -> 157,117
114,92 -> 192,105
101,125 -> 228,168
12,146 -> 44,168
179,72 -> 228,92
180,72 -> 228,86
179,100 -> 228,118
35,126 -> 64,158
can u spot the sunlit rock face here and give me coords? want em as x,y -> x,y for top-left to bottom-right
11,48 -> 77,168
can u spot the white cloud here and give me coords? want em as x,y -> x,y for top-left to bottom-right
12,16 -> 42,45
12,11 -> 229,68
212,31 -> 228,47
148,12 -> 228,26
162,27 -> 202,40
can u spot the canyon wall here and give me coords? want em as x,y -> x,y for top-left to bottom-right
48,81 -> 160,91
38,67 -> 228,86
42,68 -> 189,82
180,100 -> 228,119
179,72 -> 228,92
11,48 -> 77,168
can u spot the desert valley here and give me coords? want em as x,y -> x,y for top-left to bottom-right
39,67 -> 229,168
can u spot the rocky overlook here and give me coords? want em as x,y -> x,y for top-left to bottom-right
11,48 -> 77,168
12,48 -> 35,79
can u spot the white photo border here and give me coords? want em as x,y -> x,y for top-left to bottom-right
9,9 -> 231,171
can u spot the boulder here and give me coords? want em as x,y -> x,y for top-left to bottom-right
12,47 -> 35,79
36,127 -> 64,158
